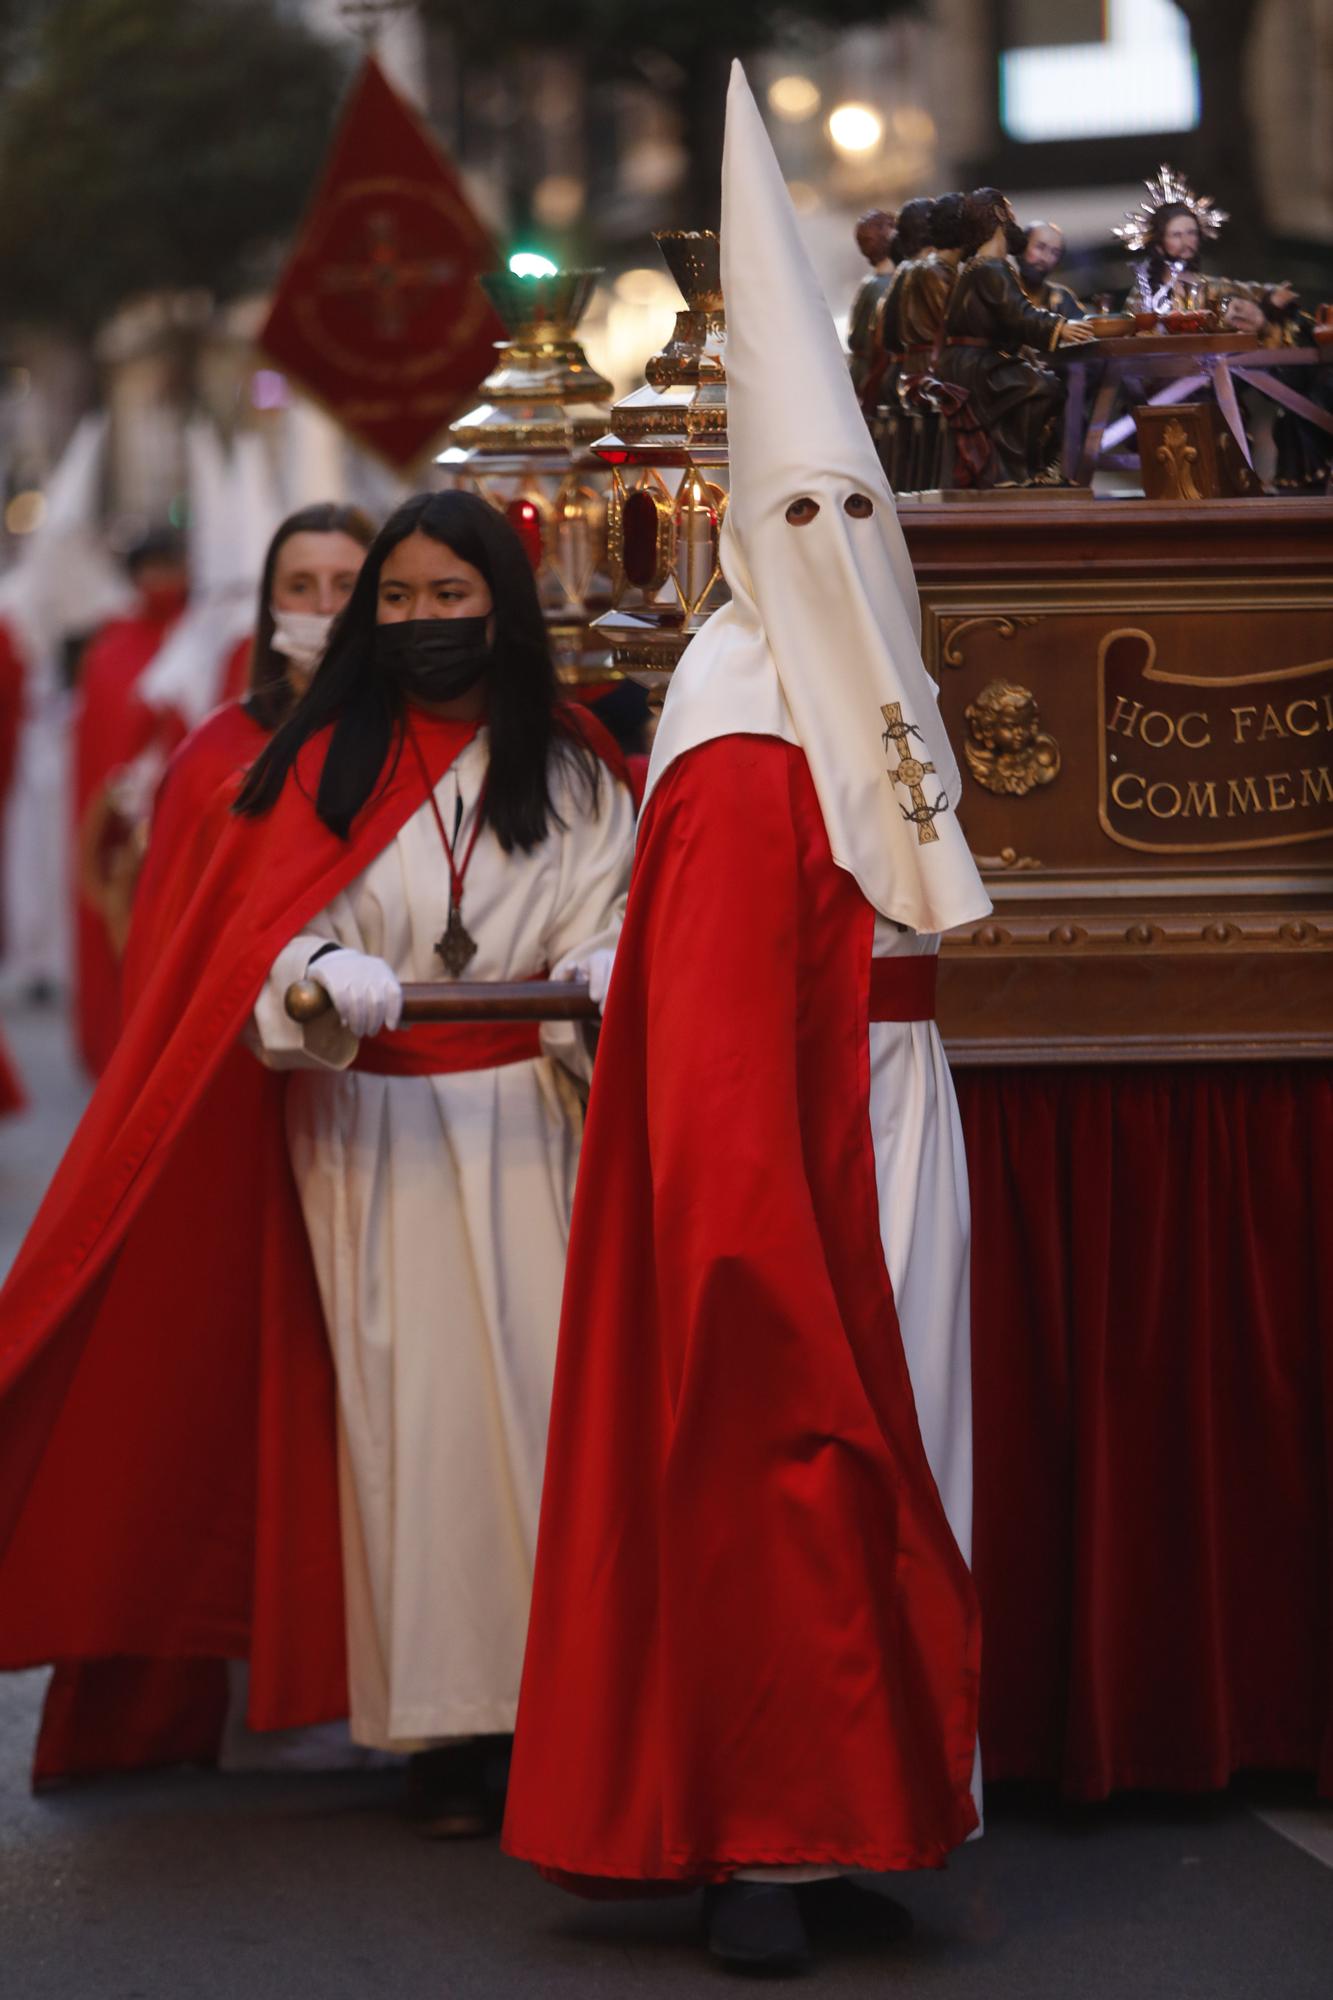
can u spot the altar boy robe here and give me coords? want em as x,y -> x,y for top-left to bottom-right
252,725 -> 635,1749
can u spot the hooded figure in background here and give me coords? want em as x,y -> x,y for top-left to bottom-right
503,62 -> 990,1975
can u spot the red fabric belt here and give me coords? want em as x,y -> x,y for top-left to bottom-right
353,1020 -> 542,1076
353,961 -> 934,1069
945,336 -> 988,349
869,955 -> 937,1021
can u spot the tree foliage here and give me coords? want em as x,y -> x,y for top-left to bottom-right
0,0 -> 348,335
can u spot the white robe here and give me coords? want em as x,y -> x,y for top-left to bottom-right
870,916 -> 982,1825
252,731 -> 634,1750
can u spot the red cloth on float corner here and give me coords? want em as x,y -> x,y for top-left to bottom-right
1,702 -> 627,1788
956,1062 -> 1333,1801
72,607 -> 187,1075
503,734 -> 979,1888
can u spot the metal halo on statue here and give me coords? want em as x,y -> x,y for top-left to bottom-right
1113,164 -> 1229,255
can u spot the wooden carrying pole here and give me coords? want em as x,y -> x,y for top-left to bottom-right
284,978 -> 600,1025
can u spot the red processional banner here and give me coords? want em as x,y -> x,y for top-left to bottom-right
260,57 -> 505,468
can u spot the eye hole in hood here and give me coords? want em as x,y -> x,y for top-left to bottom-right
844,492 -> 874,518
785,495 -> 820,526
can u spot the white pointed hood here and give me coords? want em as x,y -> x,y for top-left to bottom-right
140,425 -> 284,728
645,62 -> 988,935
0,416 -> 131,671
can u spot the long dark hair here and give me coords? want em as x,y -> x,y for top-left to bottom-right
247,503 -> 377,732
235,490 -> 600,851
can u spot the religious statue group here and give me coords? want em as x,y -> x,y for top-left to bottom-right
847,169 -> 1333,493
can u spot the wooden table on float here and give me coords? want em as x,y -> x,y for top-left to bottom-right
1056,334 -> 1333,485
895,493 -> 1333,1064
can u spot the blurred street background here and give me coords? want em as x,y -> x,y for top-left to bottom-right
2,1 -> 1332,536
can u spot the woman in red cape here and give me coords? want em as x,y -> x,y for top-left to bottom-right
30,505 -> 376,1785
0,496 -> 631,1820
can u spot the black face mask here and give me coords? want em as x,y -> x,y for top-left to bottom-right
375,615 -> 491,703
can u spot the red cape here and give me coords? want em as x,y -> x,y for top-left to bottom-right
72,610 -> 185,1075
2,702 -> 628,1786
0,620 -> 29,1114
503,735 -> 980,1885
0,710 -> 485,1783
123,701 -> 269,1006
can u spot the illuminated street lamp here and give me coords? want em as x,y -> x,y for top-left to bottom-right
827,102 -> 884,157
768,74 -> 821,122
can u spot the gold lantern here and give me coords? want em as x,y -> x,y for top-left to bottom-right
592,231 -> 730,683
440,269 -> 616,681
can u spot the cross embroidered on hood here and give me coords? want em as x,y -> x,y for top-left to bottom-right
645,60 -> 990,936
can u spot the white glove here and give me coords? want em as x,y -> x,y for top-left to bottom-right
308,947 -> 403,1038
553,945 -> 616,1013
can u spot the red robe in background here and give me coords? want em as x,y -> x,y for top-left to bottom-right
220,636 -> 252,707
72,605 -> 186,1075
123,701 -> 268,1002
503,734 -> 979,1886
33,699 -> 273,1782
0,620 -> 26,1115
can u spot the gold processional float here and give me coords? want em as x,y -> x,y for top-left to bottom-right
424,234 -> 1332,1064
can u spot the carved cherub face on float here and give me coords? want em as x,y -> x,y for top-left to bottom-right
646,63 -> 991,937
965,680 -> 1039,755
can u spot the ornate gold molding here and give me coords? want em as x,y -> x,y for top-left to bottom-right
939,613 -> 1042,669
1154,417 -> 1205,502
943,906 -> 1333,956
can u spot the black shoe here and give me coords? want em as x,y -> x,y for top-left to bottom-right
796,1876 -> 914,1944
405,1736 -> 509,1840
704,1883 -> 812,1974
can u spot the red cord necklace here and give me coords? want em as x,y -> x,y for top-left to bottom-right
405,718 -> 488,976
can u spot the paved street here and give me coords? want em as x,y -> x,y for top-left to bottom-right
1,994 -> 1331,1998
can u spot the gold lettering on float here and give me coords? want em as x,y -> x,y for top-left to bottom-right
1139,709 -> 1176,749
1147,781 -> 1183,818
1099,628 -> 1333,854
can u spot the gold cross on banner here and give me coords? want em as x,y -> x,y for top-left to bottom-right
882,702 -> 945,845
318,209 -> 459,342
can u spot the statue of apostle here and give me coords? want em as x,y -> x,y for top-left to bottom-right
1017,220 -> 1084,318
847,208 -> 897,409
938,188 -> 1093,487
